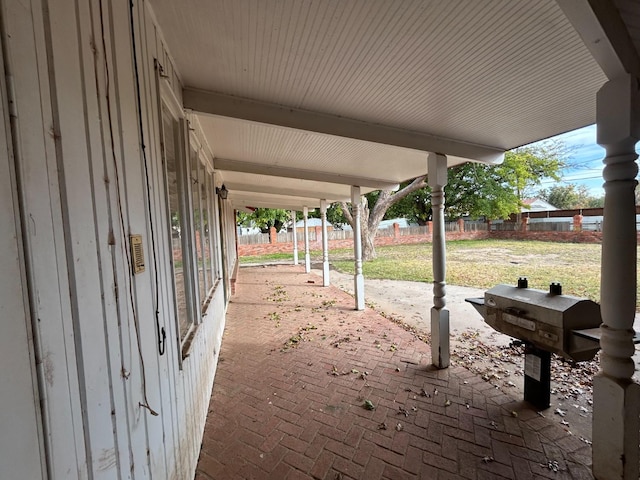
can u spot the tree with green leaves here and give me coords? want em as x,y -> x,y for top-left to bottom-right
387,162 -> 524,223
499,142 -> 565,205
538,184 -> 604,209
236,208 -> 291,233
338,140 -> 567,260
307,203 -> 347,228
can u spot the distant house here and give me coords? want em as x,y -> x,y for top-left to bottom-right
293,218 -> 334,235
522,198 -> 558,212
294,218 -> 324,228
237,226 -> 262,236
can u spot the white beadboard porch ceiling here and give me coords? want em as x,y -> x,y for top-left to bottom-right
149,0 -> 627,209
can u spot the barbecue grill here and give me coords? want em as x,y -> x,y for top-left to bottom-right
466,279 -> 603,408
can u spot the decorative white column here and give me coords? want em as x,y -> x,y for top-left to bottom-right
291,210 -> 299,265
320,200 -> 330,286
428,153 -> 449,368
303,206 -> 311,273
351,186 -> 365,310
592,74 -> 640,480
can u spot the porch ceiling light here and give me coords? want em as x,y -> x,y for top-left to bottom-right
216,184 -> 229,200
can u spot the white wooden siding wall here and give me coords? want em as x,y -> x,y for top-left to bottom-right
2,1 -> 88,477
0,11 -> 47,478
3,0 -> 228,478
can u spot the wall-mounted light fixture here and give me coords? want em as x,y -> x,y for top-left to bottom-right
216,184 -> 229,200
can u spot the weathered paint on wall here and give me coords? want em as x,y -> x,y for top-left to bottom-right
1,0 -> 234,478
0,16 -> 47,477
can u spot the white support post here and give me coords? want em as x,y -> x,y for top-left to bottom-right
592,74 -> 640,480
320,200 -> 330,286
428,153 -> 449,369
351,186 -> 365,310
291,210 -> 299,265
303,206 -> 311,273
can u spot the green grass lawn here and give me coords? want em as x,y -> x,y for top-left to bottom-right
239,252 -> 297,263
240,239 -> 639,306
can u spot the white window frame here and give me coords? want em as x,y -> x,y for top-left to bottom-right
157,74 -> 225,363
158,75 -> 200,360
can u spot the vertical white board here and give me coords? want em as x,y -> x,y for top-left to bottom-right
0,20 -> 46,480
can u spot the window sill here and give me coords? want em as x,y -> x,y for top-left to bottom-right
180,279 -> 222,364
180,324 -> 198,363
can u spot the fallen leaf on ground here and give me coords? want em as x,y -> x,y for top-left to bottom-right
540,460 -> 560,472
363,400 -> 375,410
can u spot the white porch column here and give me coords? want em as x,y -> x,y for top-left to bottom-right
320,200 -> 330,286
593,74 -> 640,480
428,153 -> 449,368
351,186 -> 365,310
291,210 -> 299,265
303,206 -> 311,273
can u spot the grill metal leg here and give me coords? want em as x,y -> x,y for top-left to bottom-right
523,344 -> 551,410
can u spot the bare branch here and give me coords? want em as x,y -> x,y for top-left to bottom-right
339,201 -> 354,227
388,175 -> 428,205
371,175 -> 428,217
368,175 -> 428,232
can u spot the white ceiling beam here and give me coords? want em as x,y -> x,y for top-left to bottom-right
214,157 -> 401,190
557,0 -> 640,78
184,88 -> 505,164
228,196 -> 321,210
235,205 -> 258,213
224,182 -> 349,200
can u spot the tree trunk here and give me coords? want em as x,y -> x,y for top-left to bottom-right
362,229 -> 376,260
340,175 -> 428,261
360,197 -> 374,261
362,197 -> 388,261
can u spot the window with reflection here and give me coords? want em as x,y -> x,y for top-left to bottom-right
161,105 -> 193,342
160,98 -> 222,355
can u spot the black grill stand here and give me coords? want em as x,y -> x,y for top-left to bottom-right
523,344 -> 551,409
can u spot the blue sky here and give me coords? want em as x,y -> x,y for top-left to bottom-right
532,124 -> 640,198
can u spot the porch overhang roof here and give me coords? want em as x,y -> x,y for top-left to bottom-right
197,114 -> 476,210
149,0 -> 640,210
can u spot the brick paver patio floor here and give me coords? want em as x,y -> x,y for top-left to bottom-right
195,265 -> 593,479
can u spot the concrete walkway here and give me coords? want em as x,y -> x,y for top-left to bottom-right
195,265 -> 593,479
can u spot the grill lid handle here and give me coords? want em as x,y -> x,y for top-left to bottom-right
549,282 -> 562,295
505,306 -> 526,316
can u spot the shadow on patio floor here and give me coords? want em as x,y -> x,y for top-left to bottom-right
195,265 -> 592,480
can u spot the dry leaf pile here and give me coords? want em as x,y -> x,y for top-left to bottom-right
451,328 -> 602,440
